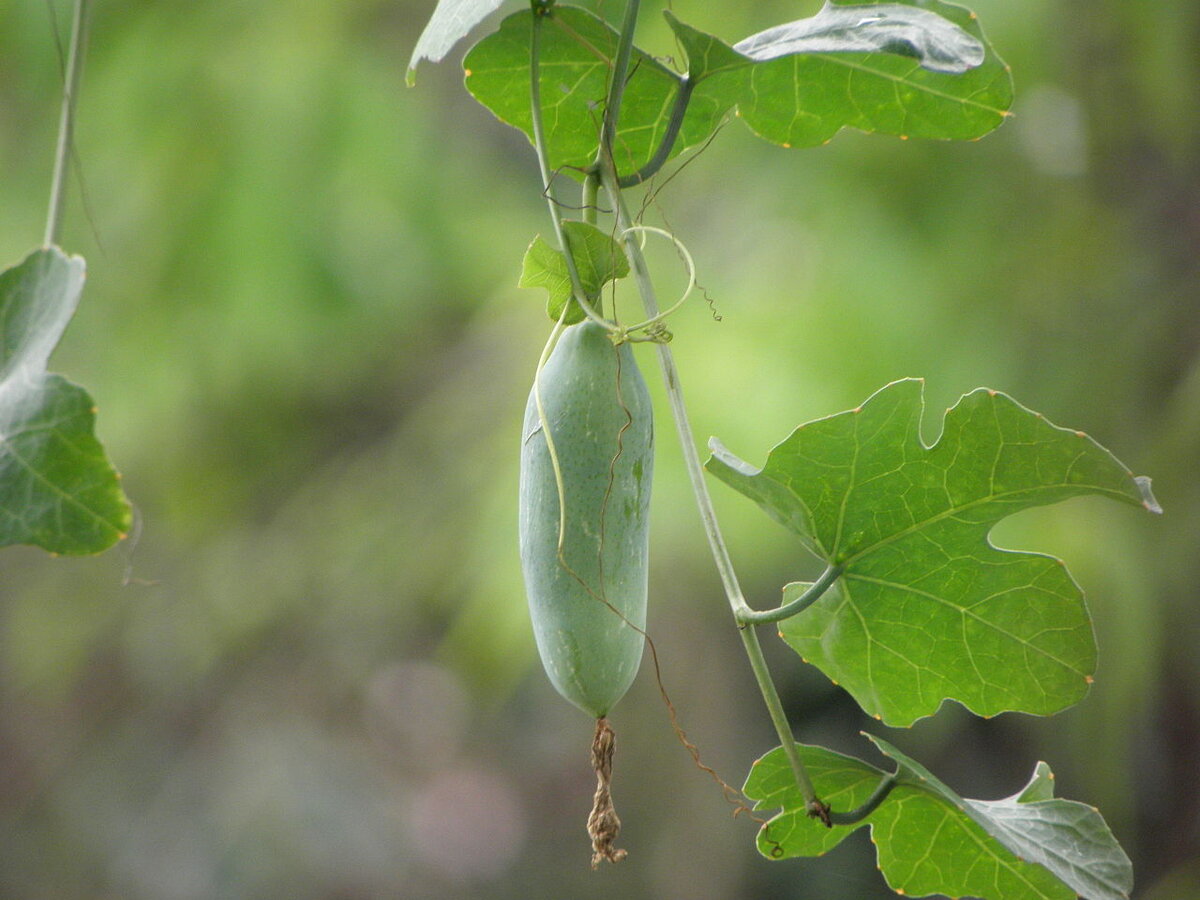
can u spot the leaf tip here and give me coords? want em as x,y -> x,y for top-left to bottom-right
1135,475 -> 1162,514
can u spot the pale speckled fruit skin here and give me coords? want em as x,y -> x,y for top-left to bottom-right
519,322 -> 653,717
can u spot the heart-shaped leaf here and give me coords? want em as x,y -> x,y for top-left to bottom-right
707,379 -> 1159,725
0,248 -> 131,555
745,735 -> 1133,900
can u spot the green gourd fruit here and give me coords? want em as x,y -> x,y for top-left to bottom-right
519,321 -> 653,717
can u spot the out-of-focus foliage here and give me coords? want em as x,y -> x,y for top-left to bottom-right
0,248 -> 132,554
0,1 -> 1195,898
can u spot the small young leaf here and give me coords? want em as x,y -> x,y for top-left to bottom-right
707,379 -> 1160,725
407,0 -> 507,85
518,220 -> 628,323
745,736 -> 1133,900
0,248 -> 131,555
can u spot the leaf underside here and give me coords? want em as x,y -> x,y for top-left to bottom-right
0,248 -> 131,555
462,1 -> 1012,179
745,735 -> 1133,900
706,378 -> 1159,726
518,220 -> 629,324
407,0 -> 507,84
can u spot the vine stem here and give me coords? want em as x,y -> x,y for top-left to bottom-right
599,0 -> 641,157
529,8 -> 607,327
582,171 -> 600,226
45,0 -> 91,248
597,158 -> 826,822
587,0 -> 827,823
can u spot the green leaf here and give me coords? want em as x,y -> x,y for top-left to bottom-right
0,248 -> 131,555
518,220 -> 628,324
706,379 -> 1160,725
745,735 -> 1133,900
407,0 -> 507,85
671,0 -> 1014,147
465,3 -> 1010,183
463,7 -> 730,178
661,12 -> 751,84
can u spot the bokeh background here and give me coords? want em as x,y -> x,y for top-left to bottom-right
0,0 -> 1196,897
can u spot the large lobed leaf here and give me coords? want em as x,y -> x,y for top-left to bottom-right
745,736 -> 1133,899
462,2 -> 1011,180
707,379 -> 1159,726
0,248 -> 131,555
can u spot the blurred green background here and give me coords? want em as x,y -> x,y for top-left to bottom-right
1,1 -> 1196,897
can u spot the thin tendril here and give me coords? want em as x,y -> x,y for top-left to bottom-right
616,225 -> 696,335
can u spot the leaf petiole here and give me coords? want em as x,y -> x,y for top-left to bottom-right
826,772 -> 897,826
736,565 -> 843,627
617,76 -> 694,187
